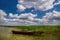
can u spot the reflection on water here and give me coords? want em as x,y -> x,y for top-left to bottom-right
0,27 -> 60,40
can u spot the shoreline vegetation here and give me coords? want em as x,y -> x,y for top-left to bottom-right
6,25 -> 60,35
0,26 -> 60,40
6,25 -> 60,31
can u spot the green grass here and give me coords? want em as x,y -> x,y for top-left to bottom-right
6,25 -> 60,31
0,26 -> 60,40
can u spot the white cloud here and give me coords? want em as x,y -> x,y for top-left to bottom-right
0,10 -> 7,16
8,11 -> 60,25
9,13 -> 19,19
54,0 -> 60,5
0,9 -> 60,26
9,13 -> 37,21
17,0 -> 55,11
17,4 -> 26,11
0,10 -> 8,25
53,11 -> 60,17
0,10 -> 39,26
41,10 -> 60,25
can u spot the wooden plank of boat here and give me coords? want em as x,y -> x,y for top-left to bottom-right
12,30 -> 44,35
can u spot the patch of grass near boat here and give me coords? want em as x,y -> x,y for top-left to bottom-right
6,25 -> 60,31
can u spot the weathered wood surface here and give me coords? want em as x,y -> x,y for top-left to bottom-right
12,30 -> 44,35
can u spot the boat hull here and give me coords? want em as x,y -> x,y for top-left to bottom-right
12,30 -> 44,35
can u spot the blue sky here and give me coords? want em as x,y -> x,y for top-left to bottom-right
0,0 -> 17,13
0,0 -> 60,26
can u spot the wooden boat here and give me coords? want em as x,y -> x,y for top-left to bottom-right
12,30 -> 44,35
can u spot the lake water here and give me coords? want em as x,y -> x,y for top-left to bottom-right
0,26 -> 60,40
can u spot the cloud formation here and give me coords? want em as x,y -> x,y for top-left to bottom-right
54,0 -> 60,5
42,10 -> 60,25
0,9 -> 60,26
17,0 -> 55,11
9,13 -> 37,21
0,0 -> 60,26
0,10 -> 7,25
0,10 -> 39,26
